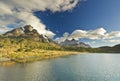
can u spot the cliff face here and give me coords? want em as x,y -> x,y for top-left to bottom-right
2,25 -> 54,43
60,39 -> 91,48
4,25 -> 37,37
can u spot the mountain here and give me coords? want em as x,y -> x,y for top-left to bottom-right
99,44 -> 120,53
60,39 -> 91,48
0,25 -> 62,52
2,25 -> 120,53
3,25 -> 53,43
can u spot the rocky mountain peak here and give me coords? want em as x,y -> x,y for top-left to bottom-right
3,27 -> 24,36
2,25 -> 54,43
24,25 -> 33,33
71,38 -> 76,41
3,25 -> 37,37
60,39 -> 91,48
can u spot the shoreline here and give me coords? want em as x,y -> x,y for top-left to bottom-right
0,50 -> 82,65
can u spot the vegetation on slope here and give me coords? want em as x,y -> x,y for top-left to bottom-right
0,37 -> 79,63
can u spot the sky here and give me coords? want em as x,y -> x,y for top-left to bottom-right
0,0 -> 120,47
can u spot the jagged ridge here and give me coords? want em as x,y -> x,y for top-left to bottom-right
3,25 -> 53,43
60,39 -> 91,48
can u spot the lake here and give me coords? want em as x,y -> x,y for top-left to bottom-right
0,53 -> 120,81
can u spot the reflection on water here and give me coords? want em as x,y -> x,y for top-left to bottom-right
0,54 -> 120,81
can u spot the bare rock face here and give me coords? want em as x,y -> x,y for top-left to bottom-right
24,25 -> 33,33
4,27 -> 24,36
4,25 -> 34,37
60,39 -> 91,48
2,25 -> 54,43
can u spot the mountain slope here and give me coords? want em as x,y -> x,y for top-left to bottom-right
0,25 -> 62,53
99,44 -> 120,53
3,25 -> 54,43
60,39 -> 91,48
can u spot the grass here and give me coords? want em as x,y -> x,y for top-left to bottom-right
0,48 -> 80,63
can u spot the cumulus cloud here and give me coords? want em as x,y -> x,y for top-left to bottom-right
0,2 -> 12,15
106,39 -> 120,43
70,28 -> 106,40
0,26 -> 13,34
56,28 -> 120,43
103,31 -> 120,39
0,0 -> 79,38
55,32 -> 70,43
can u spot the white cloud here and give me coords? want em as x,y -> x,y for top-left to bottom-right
0,2 -> 13,15
56,28 -> 120,43
70,28 -> 106,40
0,26 -> 13,34
85,41 -> 96,45
104,39 -> 120,43
0,0 -> 79,38
2,0 -> 79,12
103,31 -> 120,39
55,32 -> 70,43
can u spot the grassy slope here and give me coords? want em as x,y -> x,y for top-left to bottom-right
0,37 -> 80,63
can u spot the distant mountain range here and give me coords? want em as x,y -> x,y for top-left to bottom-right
60,39 -> 91,48
99,44 -> 120,53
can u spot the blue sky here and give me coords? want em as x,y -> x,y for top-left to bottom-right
34,0 -> 120,47
35,0 -> 120,34
0,0 -> 120,47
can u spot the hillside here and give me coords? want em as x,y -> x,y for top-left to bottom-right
0,25 -> 80,63
99,44 -> 120,53
0,25 -> 64,55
